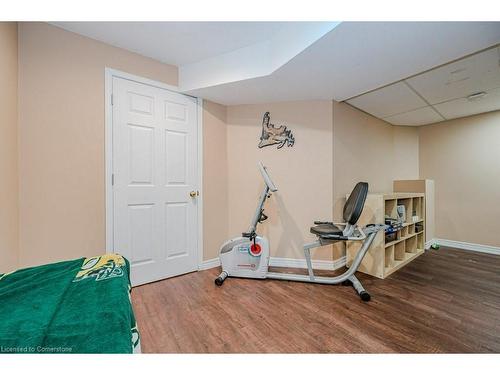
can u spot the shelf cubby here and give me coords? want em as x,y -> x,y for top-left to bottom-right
385,245 -> 394,268
400,226 -> 408,238
417,232 -> 424,250
396,198 -> 412,223
405,235 -> 417,253
394,241 -> 406,261
408,223 -> 415,235
385,199 -> 397,219
412,196 -> 423,221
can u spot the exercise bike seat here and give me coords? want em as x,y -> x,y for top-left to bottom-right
310,223 -> 343,237
309,182 -> 369,240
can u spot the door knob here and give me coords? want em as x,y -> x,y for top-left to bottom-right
190,190 -> 199,198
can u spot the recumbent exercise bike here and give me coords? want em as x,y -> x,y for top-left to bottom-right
215,162 -> 385,301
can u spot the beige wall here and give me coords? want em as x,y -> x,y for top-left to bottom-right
202,100 -> 228,260
332,102 -> 420,215
419,111 -> 500,247
333,102 -> 395,210
17,22 -> 178,267
0,23 -> 19,273
226,101 -> 335,260
392,126 -> 419,180
331,102 -> 420,257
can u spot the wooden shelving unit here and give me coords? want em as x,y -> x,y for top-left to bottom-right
346,192 -> 425,279
394,179 -> 434,246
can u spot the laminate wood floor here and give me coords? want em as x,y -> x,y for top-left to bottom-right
131,247 -> 500,353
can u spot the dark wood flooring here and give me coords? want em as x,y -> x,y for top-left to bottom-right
131,247 -> 500,353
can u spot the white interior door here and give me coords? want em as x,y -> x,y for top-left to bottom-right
112,76 -> 199,286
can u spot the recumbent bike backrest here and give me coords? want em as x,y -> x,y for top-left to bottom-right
343,182 -> 368,225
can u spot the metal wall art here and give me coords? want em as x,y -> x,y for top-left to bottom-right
258,112 -> 295,149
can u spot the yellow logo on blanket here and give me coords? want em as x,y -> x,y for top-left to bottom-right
73,254 -> 125,282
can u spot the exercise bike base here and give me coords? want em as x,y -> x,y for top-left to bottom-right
359,291 -> 371,302
214,271 -> 228,286
264,271 -> 371,302
217,273 -> 372,301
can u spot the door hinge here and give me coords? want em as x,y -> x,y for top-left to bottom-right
111,94 -> 114,106
111,174 -> 114,186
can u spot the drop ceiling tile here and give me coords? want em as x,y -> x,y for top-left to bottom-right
433,86 -> 500,120
407,46 -> 500,105
383,106 -> 444,126
346,82 -> 428,119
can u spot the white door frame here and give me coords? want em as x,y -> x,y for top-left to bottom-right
104,67 -> 204,270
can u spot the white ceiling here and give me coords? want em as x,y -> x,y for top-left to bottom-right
52,21 -> 500,125
347,46 -> 500,126
184,22 -> 500,107
347,82 -> 428,119
384,107 -> 444,127
434,86 -> 500,120
52,22 -> 310,65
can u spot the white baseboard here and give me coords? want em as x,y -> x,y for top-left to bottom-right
198,256 -> 347,271
198,258 -> 220,270
434,238 -> 500,256
424,239 -> 434,250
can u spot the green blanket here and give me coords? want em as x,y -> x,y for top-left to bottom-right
0,254 -> 140,354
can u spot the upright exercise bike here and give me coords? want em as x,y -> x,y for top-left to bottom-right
215,162 -> 385,301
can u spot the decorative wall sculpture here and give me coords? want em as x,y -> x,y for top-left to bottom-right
258,112 -> 295,149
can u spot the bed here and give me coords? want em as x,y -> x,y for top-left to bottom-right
0,254 -> 140,354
